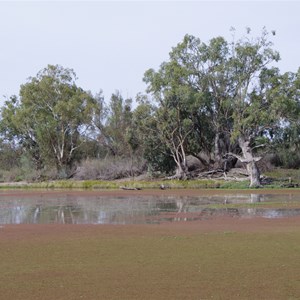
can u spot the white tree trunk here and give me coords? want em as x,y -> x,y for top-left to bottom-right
214,132 -> 224,169
170,140 -> 189,180
175,163 -> 188,180
246,161 -> 261,188
238,136 -> 261,188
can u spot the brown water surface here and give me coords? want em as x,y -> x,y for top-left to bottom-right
1,189 -> 300,299
1,189 -> 300,224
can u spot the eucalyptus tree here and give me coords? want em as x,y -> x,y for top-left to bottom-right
268,68 -> 300,168
131,94 -> 176,175
144,33 -> 238,176
0,65 -> 98,176
0,138 -> 22,171
168,34 -> 236,165
226,29 -> 284,187
145,28 -> 291,186
97,91 -> 134,158
144,59 -> 211,178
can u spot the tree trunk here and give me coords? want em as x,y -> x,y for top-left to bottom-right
238,136 -> 261,188
246,161 -> 261,188
174,163 -> 188,180
214,132 -> 222,166
170,145 -> 189,180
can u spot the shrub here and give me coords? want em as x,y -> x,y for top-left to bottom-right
270,151 -> 300,169
74,157 -> 147,180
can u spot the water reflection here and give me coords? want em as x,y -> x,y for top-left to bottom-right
0,192 -> 300,224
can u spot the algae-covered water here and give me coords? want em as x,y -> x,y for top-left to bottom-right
1,190 -> 300,299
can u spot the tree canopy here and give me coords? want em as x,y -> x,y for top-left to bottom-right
143,28 -> 299,186
1,65 -> 98,176
1,30 -> 300,185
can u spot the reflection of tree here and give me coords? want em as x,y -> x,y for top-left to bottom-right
250,194 -> 261,203
32,206 -> 40,223
175,198 -> 188,213
174,197 -> 188,221
11,205 -> 29,224
0,204 -> 31,224
1,193 -> 300,225
9,204 -> 86,224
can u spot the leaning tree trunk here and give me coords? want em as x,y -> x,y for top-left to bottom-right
227,136 -> 262,188
238,136 -> 261,188
246,160 -> 261,188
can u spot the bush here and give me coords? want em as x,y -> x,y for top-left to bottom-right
270,151 -> 300,169
74,157 -> 147,180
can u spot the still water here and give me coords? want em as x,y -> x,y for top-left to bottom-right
1,191 -> 300,224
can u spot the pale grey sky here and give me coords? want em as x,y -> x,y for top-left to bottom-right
1,1 -> 300,104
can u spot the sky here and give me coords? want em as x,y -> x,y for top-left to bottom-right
1,1 -> 300,105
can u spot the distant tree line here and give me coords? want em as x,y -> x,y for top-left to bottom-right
1,29 -> 300,186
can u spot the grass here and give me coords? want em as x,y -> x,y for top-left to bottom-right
1,168 -> 300,190
265,168 -> 300,180
0,224 -> 300,299
0,178 -> 249,190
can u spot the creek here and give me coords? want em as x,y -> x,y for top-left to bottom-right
1,191 -> 300,224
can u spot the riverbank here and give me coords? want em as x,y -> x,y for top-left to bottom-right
0,167 -> 299,190
0,177 -> 299,191
1,186 -> 300,197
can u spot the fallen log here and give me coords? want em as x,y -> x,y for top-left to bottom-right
119,186 -> 142,190
197,169 -> 224,178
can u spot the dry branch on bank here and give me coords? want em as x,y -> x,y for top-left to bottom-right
119,186 -> 142,191
196,168 -> 249,179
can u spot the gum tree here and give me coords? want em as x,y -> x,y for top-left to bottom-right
0,65 -> 98,176
167,34 -> 236,167
144,60 -> 211,179
227,29 -> 282,187
131,95 -> 177,175
145,28 -> 290,186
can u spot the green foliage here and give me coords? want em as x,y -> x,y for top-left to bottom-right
97,91 -> 136,158
0,139 -> 22,171
143,41 -> 215,175
143,28 -> 300,185
0,65 -> 98,174
0,30 -> 300,182
131,95 -> 176,174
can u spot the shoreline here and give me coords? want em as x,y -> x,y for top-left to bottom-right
0,186 -> 300,197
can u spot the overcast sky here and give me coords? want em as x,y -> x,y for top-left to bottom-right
1,1 -> 300,104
